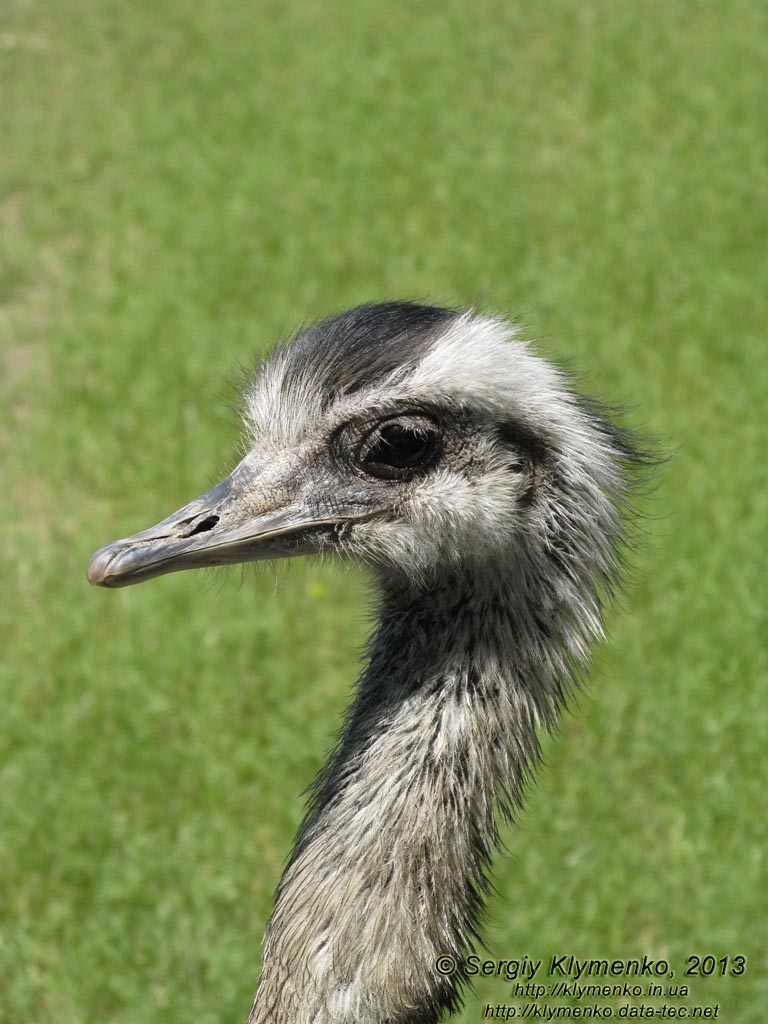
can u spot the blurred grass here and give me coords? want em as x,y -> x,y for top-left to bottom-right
1,0 -> 766,1021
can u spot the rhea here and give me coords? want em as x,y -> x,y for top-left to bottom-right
87,302 -> 646,1024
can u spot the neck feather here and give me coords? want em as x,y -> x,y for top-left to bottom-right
248,559 -> 596,1024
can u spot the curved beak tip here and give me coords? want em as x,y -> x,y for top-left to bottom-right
86,545 -> 118,587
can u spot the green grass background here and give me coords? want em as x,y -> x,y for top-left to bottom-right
2,0 -> 766,1020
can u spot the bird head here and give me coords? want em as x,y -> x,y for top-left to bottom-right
87,302 -> 639,592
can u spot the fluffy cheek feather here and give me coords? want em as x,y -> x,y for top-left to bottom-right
344,466 -> 531,579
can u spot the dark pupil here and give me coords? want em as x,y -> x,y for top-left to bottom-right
367,424 -> 431,469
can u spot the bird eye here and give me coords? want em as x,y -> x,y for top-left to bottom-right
361,419 -> 439,480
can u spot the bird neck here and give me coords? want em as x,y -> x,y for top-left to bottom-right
249,566 -> 576,1024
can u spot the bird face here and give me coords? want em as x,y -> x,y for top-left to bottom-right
86,402 -> 533,590
88,303 -> 621,590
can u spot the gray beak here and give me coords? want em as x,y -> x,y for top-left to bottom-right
86,457 -> 365,589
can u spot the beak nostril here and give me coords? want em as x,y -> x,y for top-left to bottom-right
186,515 -> 220,537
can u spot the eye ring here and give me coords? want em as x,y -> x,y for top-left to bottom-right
358,416 -> 440,480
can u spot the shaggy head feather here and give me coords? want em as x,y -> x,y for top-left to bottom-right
242,302 -> 642,591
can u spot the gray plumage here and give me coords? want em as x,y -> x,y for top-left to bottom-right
87,302 -> 649,1024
